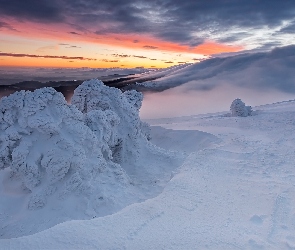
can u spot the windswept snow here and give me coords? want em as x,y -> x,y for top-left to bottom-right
2,98 -> 295,249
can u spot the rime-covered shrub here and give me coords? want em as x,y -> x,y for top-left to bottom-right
230,98 -> 252,117
72,79 -> 151,165
0,79 -> 152,212
124,90 -> 143,110
0,85 -> 133,210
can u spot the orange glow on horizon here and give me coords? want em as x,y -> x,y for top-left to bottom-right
0,56 -> 171,68
0,19 -> 243,68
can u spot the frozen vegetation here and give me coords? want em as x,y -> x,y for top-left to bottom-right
230,98 -> 252,117
0,79 -> 183,238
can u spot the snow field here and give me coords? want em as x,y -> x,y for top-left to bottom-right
1,99 -> 295,249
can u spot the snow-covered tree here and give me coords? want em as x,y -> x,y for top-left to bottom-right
230,98 -> 252,117
0,79 -> 152,211
0,85 -> 120,209
72,79 -> 151,165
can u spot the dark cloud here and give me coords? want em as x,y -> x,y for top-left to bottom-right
165,61 -> 174,63
100,59 -> 119,62
133,55 -> 147,59
112,54 -> 130,58
0,52 -> 96,61
0,20 -> 17,31
68,31 -> 80,35
0,0 -> 63,22
2,0 -> 295,49
143,45 -> 158,49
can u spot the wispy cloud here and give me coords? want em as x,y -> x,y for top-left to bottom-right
143,45 -> 158,49
68,31 -> 80,35
0,52 -> 96,61
112,54 -> 130,58
100,59 -> 119,62
59,43 -> 81,49
36,45 -> 59,52
0,20 -> 18,31
133,55 -> 147,59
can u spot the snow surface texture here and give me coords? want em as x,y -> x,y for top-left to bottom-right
0,79 -> 184,239
230,98 -> 252,117
2,99 -> 295,249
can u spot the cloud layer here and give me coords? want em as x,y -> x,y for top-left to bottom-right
140,45 -> 295,118
1,1 -> 295,51
144,45 -> 295,93
0,52 -> 96,61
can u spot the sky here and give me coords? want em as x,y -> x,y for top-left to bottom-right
0,0 -> 295,68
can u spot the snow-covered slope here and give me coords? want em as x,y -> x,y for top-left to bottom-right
2,99 -> 295,249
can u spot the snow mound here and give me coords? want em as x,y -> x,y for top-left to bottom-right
0,79 -> 183,239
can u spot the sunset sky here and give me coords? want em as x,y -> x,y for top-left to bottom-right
0,0 -> 295,68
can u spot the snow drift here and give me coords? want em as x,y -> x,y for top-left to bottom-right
0,79 -> 183,238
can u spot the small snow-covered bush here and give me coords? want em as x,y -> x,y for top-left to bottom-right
230,98 -> 252,117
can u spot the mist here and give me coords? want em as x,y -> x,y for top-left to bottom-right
140,82 -> 295,119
